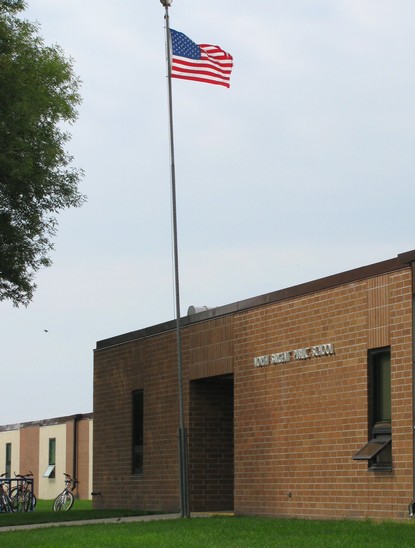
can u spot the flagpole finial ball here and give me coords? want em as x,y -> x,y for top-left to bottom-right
160,0 -> 173,6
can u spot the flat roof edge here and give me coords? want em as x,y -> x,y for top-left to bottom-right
96,250 -> 415,351
0,412 -> 93,432
95,319 -> 178,350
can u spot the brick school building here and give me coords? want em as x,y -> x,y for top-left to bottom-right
93,250 -> 415,520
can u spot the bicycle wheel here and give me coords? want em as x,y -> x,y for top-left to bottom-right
23,488 -> 36,511
60,491 -> 74,511
9,487 -> 18,510
24,491 -> 34,512
10,487 -> 24,512
3,495 -> 14,513
53,493 -> 62,511
53,491 -> 74,511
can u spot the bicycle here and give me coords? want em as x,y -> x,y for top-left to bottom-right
53,473 -> 78,511
10,471 -> 36,512
0,473 -> 14,513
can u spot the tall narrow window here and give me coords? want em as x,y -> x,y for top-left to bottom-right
370,348 -> 392,468
49,438 -> 56,466
132,390 -> 144,475
5,443 -> 11,477
353,347 -> 392,469
371,349 -> 391,424
46,438 -> 56,478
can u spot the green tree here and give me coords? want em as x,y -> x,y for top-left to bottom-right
0,0 -> 85,306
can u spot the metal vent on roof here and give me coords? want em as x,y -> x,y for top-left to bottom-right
187,305 -> 210,315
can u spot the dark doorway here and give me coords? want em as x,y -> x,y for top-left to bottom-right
189,374 -> 234,512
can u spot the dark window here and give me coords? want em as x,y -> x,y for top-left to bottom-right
353,347 -> 392,469
371,348 -> 391,426
49,438 -> 56,465
5,443 -> 11,477
132,390 -> 144,475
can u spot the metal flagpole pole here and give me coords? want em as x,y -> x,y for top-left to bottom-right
160,0 -> 189,518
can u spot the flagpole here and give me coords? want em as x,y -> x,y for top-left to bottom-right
160,0 -> 189,518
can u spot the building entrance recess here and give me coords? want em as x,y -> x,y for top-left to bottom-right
188,375 -> 234,512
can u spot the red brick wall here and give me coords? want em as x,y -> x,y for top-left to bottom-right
94,266 -> 414,519
64,418 -> 91,500
234,270 -> 413,520
75,419 -> 91,500
93,332 -> 182,511
65,419 -> 74,480
19,425 -> 39,496
19,425 -> 39,475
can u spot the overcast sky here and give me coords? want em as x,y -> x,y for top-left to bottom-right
1,0 -> 414,425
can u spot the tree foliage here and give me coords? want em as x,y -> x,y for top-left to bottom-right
0,0 -> 85,306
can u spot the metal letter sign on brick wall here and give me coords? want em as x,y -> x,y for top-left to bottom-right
253,343 -> 335,367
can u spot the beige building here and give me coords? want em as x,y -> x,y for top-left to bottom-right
0,413 -> 92,500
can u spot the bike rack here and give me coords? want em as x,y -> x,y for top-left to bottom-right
0,477 -> 36,512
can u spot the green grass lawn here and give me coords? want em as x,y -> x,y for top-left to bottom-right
0,499 -> 151,528
1,512 -> 415,547
35,499 -> 93,511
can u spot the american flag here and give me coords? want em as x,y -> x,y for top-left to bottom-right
170,29 -> 233,88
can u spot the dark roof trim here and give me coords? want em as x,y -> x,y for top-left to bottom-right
0,412 -> 93,432
96,250 -> 415,351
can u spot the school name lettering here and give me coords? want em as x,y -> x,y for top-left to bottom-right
254,343 -> 335,368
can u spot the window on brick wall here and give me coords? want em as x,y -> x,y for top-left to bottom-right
132,390 -> 144,475
5,443 -> 11,477
353,347 -> 392,470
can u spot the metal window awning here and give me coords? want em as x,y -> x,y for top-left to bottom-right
352,437 -> 391,461
43,464 -> 55,478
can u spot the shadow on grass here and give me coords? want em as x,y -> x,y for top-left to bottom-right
0,500 -> 157,528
